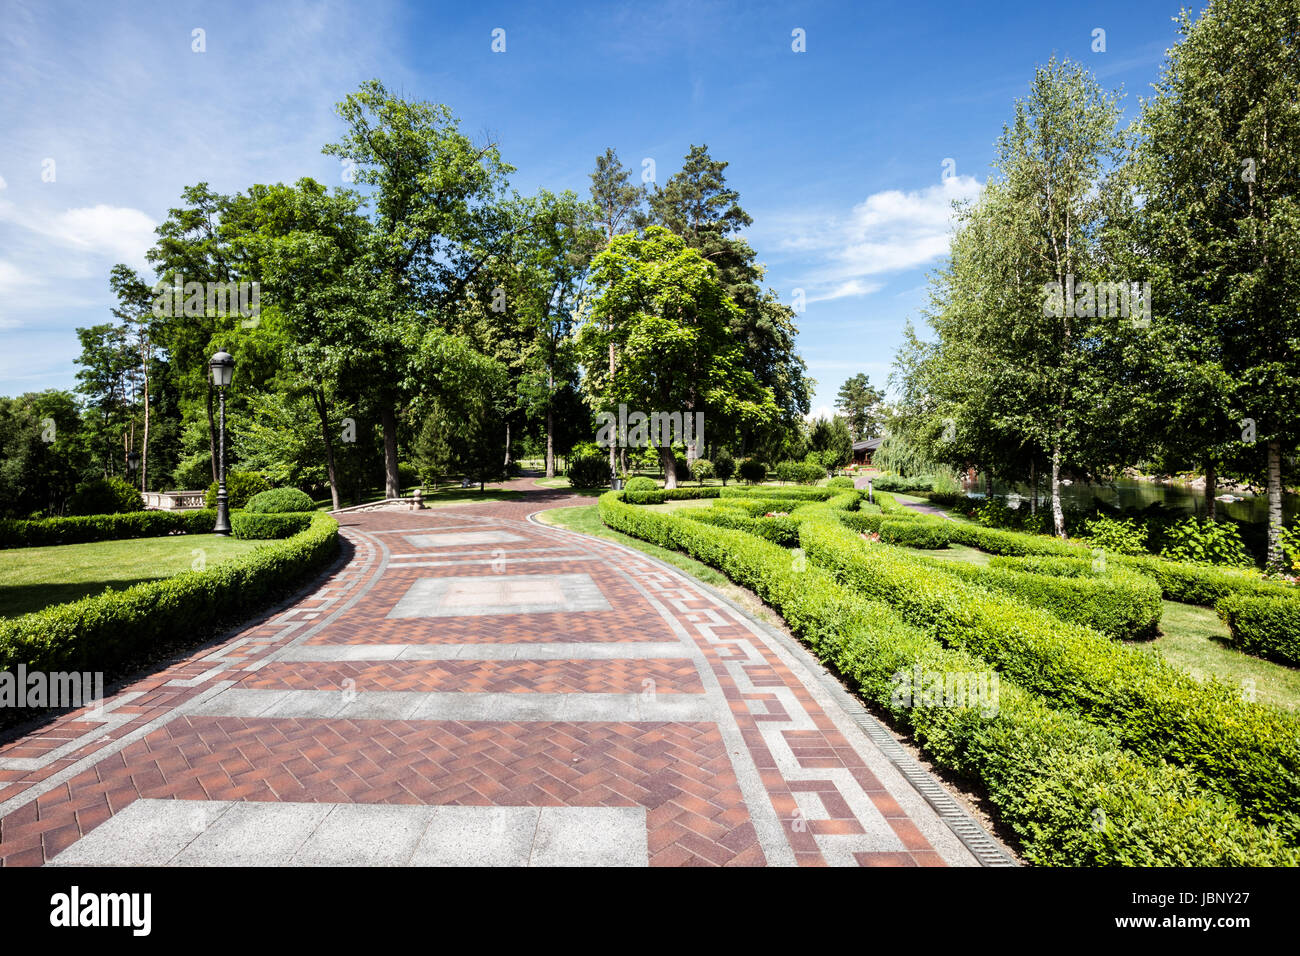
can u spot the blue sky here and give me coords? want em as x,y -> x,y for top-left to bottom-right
0,0 -> 1199,414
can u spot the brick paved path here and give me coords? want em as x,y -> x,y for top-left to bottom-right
0,480 -> 1005,866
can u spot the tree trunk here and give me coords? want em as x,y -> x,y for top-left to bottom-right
381,404 -> 401,499
1029,459 -> 1037,515
659,445 -> 678,489
1267,440 -> 1283,571
545,407 -> 555,478
1205,459 -> 1216,521
504,421 -> 512,468
313,384 -> 340,511
1050,442 -> 1066,539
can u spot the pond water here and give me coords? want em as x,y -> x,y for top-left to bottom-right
968,476 -> 1299,526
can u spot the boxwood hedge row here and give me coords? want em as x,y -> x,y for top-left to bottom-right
1217,593 -> 1300,667
0,513 -> 340,677
0,509 -> 218,549
797,514 -> 1300,839
596,492 -> 1295,865
231,511 -> 314,540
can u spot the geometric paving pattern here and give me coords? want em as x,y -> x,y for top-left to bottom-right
0,481 -> 1004,866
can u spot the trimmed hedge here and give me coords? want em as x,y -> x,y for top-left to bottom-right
797,515 -> 1300,839
622,487 -> 722,505
624,476 -> 658,493
1218,593 -> 1300,667
1113,553 -> 1296,606
0,510 -> 218,550
681,508 -> 800,546
231,511 -> 314,539
246,487 -> 316,514
597,493 -> 1294,865
935,554 -> 1164,640
878,518 -> 950,549
0,513 -> 340,677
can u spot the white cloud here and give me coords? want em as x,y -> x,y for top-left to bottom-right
0,174 -> 7,189
761,175 -> 983,303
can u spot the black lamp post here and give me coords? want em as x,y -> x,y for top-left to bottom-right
209,351 -> 235,535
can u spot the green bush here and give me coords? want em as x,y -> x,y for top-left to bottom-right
690,458 -> 714,484
826,476 -> 855,489
965,555 -> 1164,640
246,487 -> 316,514
714,448 -> 736,485
397,462 -> 419,490
737,459 -> 767,484
231,511 -> 313,539
1113,553 -> 1294,605
597,492 -> 1294,865
877,518 -> 950,549
798,515 -> 1300,839
0,513 -> 339,680
0,509 -> 217,549
205,471 -> 271,509
566,451 -> 609,488
1160,517 -> 1254,568
1083,515 -> 1149,556
624,476 -> 658,493
1218,593 -> 1300,666
68,476 -> 144,516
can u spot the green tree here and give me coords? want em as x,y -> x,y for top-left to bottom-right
576,227 -> 778,487
835,373 -> 883,441
1135,0 -> 1300,568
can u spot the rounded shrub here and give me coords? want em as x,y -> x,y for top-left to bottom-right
827,476 -> 855,489
737,459 -> 767,485
246,487 -> 316,514
566,451 -> 609,488
205,471 -> 271,509
713,448 -> 736,485
624,476 -> 658,493
690,458 -> 714,485
69,476 -> 144,516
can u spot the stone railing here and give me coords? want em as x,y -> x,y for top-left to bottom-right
143,490 -> 208,511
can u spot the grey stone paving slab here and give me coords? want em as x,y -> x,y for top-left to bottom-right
193,689 -> 718,722
171,801 -> 334,866
403,531 -> 525,548
409,806 -> 540,866
47,799 -> 232,866
48,801 -> 651,867
530,806 -> 648,867
290,804 -> 431,866
278,642 -> 690,662
386,572 -> 611,618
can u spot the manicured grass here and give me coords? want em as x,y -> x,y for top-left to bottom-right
0,534 -> 266,619
532,476 -> 572,489
535,504 -> 786,628
1133,600 -> 1300,712
916,542 -> 992,566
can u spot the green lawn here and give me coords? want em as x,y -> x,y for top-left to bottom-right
917,542 -> 992,566
1133,600 -> 1300,712
0,534 -> 265,619
535,504 -> 787,629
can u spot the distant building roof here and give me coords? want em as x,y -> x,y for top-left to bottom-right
852,437 -> 883,452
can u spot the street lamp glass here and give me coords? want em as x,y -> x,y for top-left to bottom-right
209,351 -> 235,388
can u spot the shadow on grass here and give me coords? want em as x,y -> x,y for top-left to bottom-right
0,578 -> 165,620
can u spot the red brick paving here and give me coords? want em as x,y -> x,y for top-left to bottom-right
0,480 -> 968,867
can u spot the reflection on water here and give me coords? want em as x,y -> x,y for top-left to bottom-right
973,476 -> 1298,526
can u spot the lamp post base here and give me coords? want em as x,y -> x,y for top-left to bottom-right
214,492 -> 231,536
